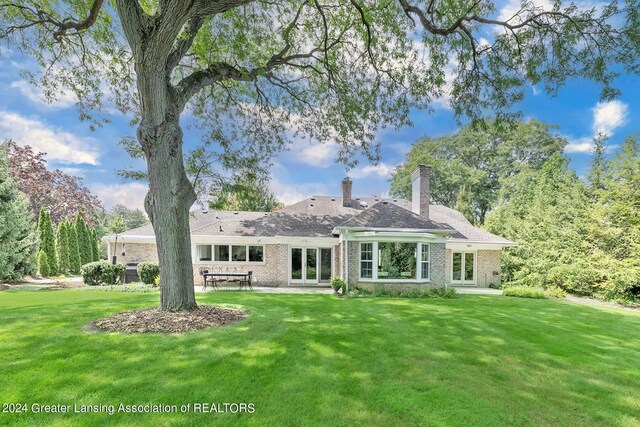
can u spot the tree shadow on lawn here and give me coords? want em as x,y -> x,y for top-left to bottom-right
0,291 -> 639,426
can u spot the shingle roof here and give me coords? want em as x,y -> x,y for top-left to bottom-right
115,195 -> 514,245
338,201 -> 454,231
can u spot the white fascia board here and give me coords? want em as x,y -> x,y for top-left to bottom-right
445,241 -> 518,250
103,235 -> 156,244
334,226 -> 455,236
191,235 -> 339,246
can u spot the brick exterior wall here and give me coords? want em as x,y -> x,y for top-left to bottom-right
444,248 -> 501,287
345,241 -> 446,290
111,242 -> 158,265
194,244 -> 289,287
476,250 -> 501,287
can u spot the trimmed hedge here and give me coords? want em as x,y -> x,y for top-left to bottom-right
137,262 -> 160,285
81,261 -> 124,286
503,286 -> 547,299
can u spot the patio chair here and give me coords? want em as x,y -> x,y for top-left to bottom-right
239,271 -> 253,291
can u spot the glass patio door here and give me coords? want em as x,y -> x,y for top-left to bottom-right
290,247 -> 332,284
452,252 -> 475,285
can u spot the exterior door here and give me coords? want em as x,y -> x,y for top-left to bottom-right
452,251 -> 475,285
290,247 -> 333,284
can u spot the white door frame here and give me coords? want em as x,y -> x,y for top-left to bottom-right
451,250 -> 477,286
289,246 -> 333,285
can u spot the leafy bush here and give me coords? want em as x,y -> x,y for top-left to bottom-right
329,277 -> 346,292
81,261 -> 124,286
503,286 -> 547,299
347,287 -> 456,299
544,286 -> 567,299
137,262 -> 160,285
488,282 -> 504,290
154,274 -> 160,287
37,250 -> 50,277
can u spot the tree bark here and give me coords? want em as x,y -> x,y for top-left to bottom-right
137,67 -> 198,312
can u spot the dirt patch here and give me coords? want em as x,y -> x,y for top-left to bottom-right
88,305 -> 248,334
0,284 -> 10,291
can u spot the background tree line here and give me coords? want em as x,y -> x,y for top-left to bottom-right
391,122 -> 640,301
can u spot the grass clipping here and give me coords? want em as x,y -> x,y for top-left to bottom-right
89,305 -> 248,334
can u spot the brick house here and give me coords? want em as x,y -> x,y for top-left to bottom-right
105,165 -> 516,289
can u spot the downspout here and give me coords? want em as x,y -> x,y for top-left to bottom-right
344,232 -> 349,293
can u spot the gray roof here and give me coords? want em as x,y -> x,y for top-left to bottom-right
338,201 -> 454,231
116,195 -> 514,245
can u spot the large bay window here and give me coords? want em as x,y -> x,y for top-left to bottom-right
196,244 -> 264,263
359,241 -> 430,281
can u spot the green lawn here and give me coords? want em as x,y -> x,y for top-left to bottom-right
1,291 -> 639,426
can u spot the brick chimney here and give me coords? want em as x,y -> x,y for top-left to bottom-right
411,165 -> 430,218
342,177 -> 352,207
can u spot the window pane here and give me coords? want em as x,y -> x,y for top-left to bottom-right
248,246 -> 264,262
421,244 -> 430,261
378,242 -> 416,280
421,262 -> 429,280
320,248 -> 332,281
306,248 -> 317,281
197,245 -> 212,261
360,261 -> 373,279
465,253 -> 475,282
360,243 -> 373,260
232,245 -> 247,262
291,248 -> 302,280
214,245 -> 229,262
452,252 -> 462,281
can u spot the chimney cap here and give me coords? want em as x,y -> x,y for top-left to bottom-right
411,164 -> 431,179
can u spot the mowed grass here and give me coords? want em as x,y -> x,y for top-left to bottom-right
1,291 -> 640,426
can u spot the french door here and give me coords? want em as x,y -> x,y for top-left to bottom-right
452,251 -> 475,285
291,247 -> 332,284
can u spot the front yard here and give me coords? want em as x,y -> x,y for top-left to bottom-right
1,291 -> 639,426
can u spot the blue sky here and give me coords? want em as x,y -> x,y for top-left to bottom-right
0,6 -> 638,212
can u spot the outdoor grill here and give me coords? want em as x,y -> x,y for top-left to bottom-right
124,263 -> 139,283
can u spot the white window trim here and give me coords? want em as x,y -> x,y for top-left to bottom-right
450,250 -> 477,285
358,241 -> 431,283
194,244 -> 266,265
359,242 -> 374,280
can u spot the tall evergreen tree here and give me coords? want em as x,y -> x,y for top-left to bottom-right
91,229 -> 100,261
37,250 -> 50,277
588,132 -> 609,194
37,210 -> 57,276
0,146 -> 37,281
75,215 -> 92,266
56,221 -> 70,273
67,221 -> 82,274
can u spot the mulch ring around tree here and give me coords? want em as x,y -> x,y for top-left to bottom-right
88,305 -> 249,334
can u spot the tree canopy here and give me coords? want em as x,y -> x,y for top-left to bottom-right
2,0 -> 638,310
0,145 -> 36,281
3,140 -> 103,226
389,120 -> 566,224
485,135 -> 640,300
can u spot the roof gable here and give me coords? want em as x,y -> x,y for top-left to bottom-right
338,201 -> 454,231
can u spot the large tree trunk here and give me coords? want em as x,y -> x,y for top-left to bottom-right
137,68 -> 198,312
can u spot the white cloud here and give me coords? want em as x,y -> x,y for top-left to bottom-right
57,167 -> 86,178
10,80 -> 77,110
297,142 -> 338,168
565,137 -> 594,154
350,162 -> 396,179
270,177 -> 328,206
592,100 -> 629,136
0,111 -> 100,165
91,182 -> 149,212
